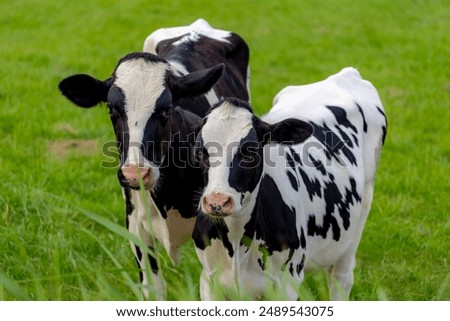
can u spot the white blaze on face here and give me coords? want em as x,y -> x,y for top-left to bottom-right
201,102 -> 254,211
114,59 -> 168,170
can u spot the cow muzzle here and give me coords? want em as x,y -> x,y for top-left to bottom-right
120,164 -> 154,189
202,192 -> 234,217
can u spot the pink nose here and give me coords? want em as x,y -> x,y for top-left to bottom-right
203,192 -> 234,217
121,165 -> 151,188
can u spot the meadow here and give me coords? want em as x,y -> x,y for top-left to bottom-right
0,0 -> 448,300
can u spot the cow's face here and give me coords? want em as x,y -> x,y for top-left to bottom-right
196,98 -> 313,218
59,52 -> 224,190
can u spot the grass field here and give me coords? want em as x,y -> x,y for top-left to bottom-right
0,0 -> 449,300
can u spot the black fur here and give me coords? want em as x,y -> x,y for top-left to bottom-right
193,214 -> 234,257
310,121 -> 357,166
376,106 -> 388,145
228,130 -> 263,194
242,175 -> 300,254
307,175 -> 361,241
356,103 -> 368,133
58,74 -> 110,108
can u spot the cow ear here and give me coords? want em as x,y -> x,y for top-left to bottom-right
58,74 -> 111,108
256,118 -> 313,145
169,64 -> 225,101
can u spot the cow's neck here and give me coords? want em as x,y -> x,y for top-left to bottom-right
225,188 -> 258,239
223,168 -> 301,259
151,132 -> 203,219
220,186 -> 261,261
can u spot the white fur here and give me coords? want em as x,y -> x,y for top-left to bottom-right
115,59 -> 168,176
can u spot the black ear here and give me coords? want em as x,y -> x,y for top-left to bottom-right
58,74 -> 111,108
169,64 -> 225,101
256,118 -> 313,145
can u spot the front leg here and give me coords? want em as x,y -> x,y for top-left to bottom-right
199,270 -> 215,301
125,189 -> 166,300
130,241 -> 166,300
195,240 -> 233,300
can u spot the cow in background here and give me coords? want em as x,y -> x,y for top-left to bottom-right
191,68 -> 387,300
58,19 -> 250,299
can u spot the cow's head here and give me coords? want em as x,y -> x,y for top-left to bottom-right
195,98 -> 313,218
59,52 -> 224,190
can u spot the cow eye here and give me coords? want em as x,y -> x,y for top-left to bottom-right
160,108 -> 170,120
108,105 -> 120,118
241,154 -> 253,162
195,148 -> 209,167
194,148 -> 203,162
239,148 -> 259,168
240,154 -> 255,165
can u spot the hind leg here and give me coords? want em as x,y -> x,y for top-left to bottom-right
328,251 -> 356,300
329,183 -> 375,300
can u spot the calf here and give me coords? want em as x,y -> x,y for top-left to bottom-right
58,19 -> 250,299
191,67 -> 387,300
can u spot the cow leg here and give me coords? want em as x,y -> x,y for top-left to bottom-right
328,183 -> 375,300
124,187 -> 169,299
125,189 -> 166,300
199,270 -> 214,300
130,242 -> 166,300
328,252 -> 355,300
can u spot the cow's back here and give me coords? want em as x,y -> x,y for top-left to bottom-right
143,18 -> 250,104
262,67 -> 386,269
266,67 -> 385,183
143,18 -> 217,54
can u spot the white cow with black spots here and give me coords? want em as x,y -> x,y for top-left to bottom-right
191,67 -> 387,300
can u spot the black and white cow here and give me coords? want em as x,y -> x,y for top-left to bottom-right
191,67 -> 387,300
58,19 -> 250,299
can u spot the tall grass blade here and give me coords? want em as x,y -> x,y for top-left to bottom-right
80,227 -> 143,299
0,271 -> 31,300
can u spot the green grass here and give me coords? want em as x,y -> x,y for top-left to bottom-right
0,0 -> 448,300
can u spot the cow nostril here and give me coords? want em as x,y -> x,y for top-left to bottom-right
141,167 -> 150,178
223,197 -> 231,207
203,193 -> 234,215
121,165 -> 152,188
